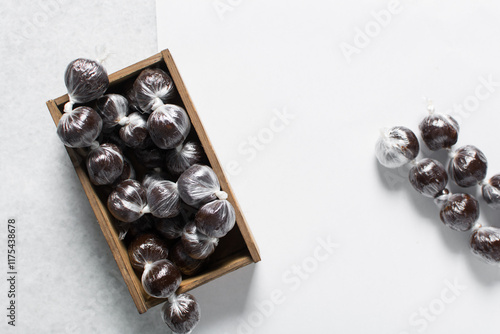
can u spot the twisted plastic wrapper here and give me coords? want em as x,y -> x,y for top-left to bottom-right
408,158 -> 448,198
439,193 -> 479,232
177,165 -> 223,208
127,233 -> 169,272
147,104 -> 191,149
57,106 -> 102,148
95,94 -> 129,131
64,58 -> 109,112
119,112 -> 149,148
133,68 -> 175,113
419,113 -> 459,151
166,141 -> 205,176
375,126 -> 419,168
162,293 -> 200,334
181,222 -> 218,260
142,259 -> 182,299
482,175 -> 500,210
86,143 -> 124,185
146,179 -> 181,218
107,180 -> 149,223
470,226 -> 500,265
195,199 -> 236,238
449,145 -> 488,188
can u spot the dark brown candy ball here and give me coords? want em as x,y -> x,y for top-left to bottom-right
470,226 -> 500,264
154,216 -> 187,240
165,141 -> 205,176
439,193 -> 479,232
375,126 -> 419,168
86,143 -> 124,186
482,175 -> 500,210
181,222 -> 219,260
64,58 -> 109,104
57,106 -> 103,148
127,233 -> 169,272
169,241 -> 206,276
113,158 -> 135,185
133,68 -> 175,113
95,94 -> 129,130
119,112 -> 149,148
141,259 -> 182,299
449,145 -> 487,187
161,293 -> 200,334
147,104 -> 191,150
146,180 -> 181,218
408,158 -> 448,198
177,165 -> 221,208
419,113 -> 459,151
107,180 -> 148,223
195,200 -> 236,238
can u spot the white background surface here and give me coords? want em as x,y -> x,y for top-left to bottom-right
2,0 -> 500,333
156,1 -> 500,334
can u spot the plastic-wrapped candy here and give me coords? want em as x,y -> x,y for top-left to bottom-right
142,259 -> 182,298
142,172 -> 169,190
419,113 -> 459,151
95,94 -> 129,131
119,112 -> 149,148
470,226 -> 500,265
439,193 -> 479,232
64,58 -> 109,112
161,293 -> 200,334
181,222 -> 218,260
375,126 -> 419,168
127,233 -> 169,272
169,241 -> 206,276
408,158 -> 448,198
133,68 -> 175,113
125,87 -> 142,113
177,165 -> 225,208
134,146 -> 166,169
108,180 -> 149,223
147,104 -> 191,149
57,106 -> 103,148
165,141 -> 205,176
86,143 -> 124,185
154,216 -> 187,240
449,145 -> 487,187
482,175 -> 500,209
195,199 -> 236,238
113,157 -> 136,185
146,179 -> 181,218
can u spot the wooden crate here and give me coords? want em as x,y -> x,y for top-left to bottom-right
46,49 -> 261,314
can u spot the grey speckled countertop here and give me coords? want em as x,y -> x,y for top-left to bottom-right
0,1 -> 173,333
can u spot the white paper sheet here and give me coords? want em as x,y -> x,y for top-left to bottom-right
156,1 -> 500,333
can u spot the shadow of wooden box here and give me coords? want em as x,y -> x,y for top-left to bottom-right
46,49 -> 261,314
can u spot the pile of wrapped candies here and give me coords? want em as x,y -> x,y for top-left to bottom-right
56,58 -> 237,333
376,103 -> 500,266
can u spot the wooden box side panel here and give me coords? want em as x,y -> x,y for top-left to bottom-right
46,99 -> 149,314
161,50 -> 261,263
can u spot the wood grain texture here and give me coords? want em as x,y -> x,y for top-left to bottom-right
45,49 -> 260,314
